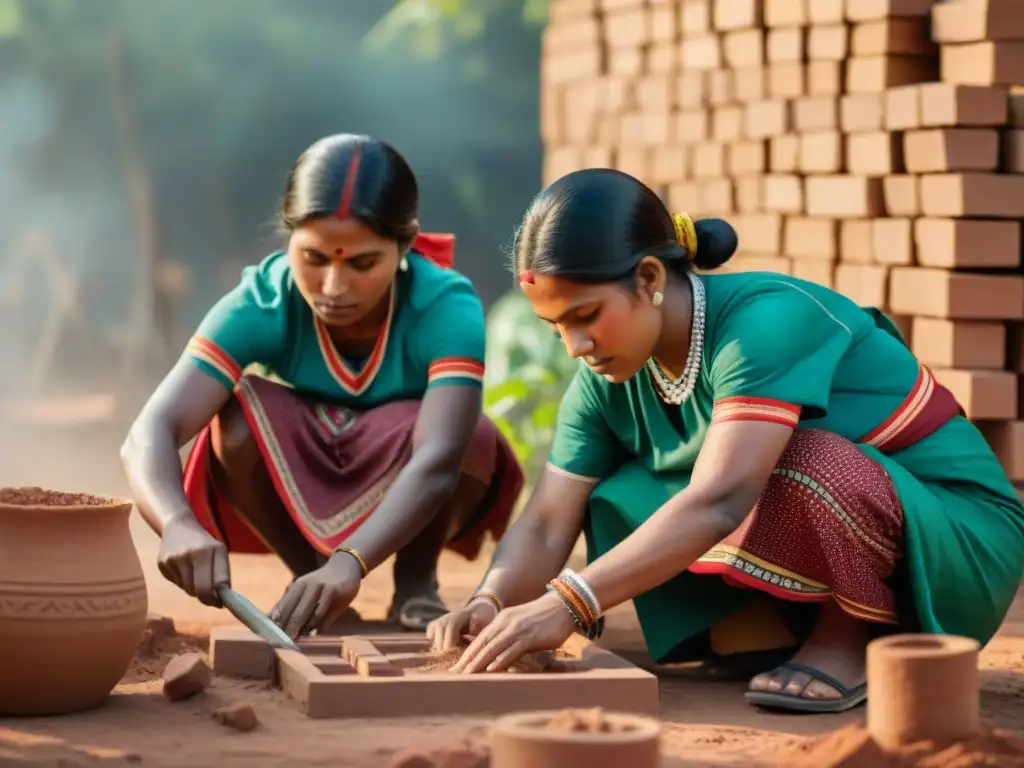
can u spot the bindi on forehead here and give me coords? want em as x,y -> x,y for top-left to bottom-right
335,247 -> 344,256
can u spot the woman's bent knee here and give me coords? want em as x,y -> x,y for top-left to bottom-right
210,396 -> 259,470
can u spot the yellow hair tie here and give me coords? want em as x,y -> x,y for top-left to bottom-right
672,212 -> 698,261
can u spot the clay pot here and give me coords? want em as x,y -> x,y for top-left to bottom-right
866,633 -> 981,750
0,488 -> 148,715
489,710 -> 661,768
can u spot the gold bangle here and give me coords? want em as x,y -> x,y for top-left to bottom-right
470,590 -> 503,612
334,547 -> 369,579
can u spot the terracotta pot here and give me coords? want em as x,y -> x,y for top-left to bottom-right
0,489 -> 148,715
867,633 -> 981,750
489,710 -> 662,768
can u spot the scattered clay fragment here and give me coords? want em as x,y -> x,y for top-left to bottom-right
162,653 -> 212,701
212,702 -> 259,732
433,744 -> 489,768
388,748 -> 437,768
545,707 -> 635,734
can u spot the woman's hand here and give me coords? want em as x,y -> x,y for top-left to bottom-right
451,592 -> 577,674
157,516 -> 231,607
426,599 -> 500,651
270,553 -> 363,639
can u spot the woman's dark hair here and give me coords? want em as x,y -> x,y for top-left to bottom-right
280,133 -> 419,244
514,168 -> 738,283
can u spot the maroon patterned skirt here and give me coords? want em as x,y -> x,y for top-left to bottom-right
689,428 -> 905,624
183,375 -> 524,561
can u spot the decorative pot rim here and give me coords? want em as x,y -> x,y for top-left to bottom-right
0,497 -> 133,516
869,633 -> 980,658
490,710 -> 661,744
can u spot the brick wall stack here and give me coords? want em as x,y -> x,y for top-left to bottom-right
540,0 -> 1024,488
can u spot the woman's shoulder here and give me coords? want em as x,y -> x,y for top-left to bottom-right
231,251 -> 294,310
402,254 -> 482,314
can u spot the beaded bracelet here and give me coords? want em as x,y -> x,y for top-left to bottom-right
333,547 -> 369,579
546,579 -> 605,641
468,590 -> 503,614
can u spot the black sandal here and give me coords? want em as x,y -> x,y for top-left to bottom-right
744,660 -> 867,714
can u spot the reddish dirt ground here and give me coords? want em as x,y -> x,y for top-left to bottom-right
1,421 -> 1023,766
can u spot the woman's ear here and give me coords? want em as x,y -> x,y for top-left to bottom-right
634,255 -> 668,302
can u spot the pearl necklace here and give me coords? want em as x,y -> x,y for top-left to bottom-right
646,271 -> 706,405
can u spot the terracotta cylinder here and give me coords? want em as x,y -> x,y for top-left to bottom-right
0,494 -> 148,715
490,710 -> 661,768
866,633 -> 980,749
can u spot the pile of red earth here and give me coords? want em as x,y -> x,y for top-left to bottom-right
778,723 -> 1024,767
389,739 -> 489,768
123,615 -> 208,685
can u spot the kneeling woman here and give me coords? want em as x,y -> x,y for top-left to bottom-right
426,168 -> 1024,713
122,134 -> 523,637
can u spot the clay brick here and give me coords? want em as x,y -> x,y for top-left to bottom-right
882,175 -> 919,216
1008,324 -> 1024,373
583,147 -> 615,168
941,42 -> 1024,86
840,219 -> 875,262
1004,130 -> 1024,172
674,111 -> 709,143
604,8 -> 650,48
733,67 -> 767,101
735,176 -> 764,211
888,267 -> 1024,320
795,96 -> 840,131
769,63 -> 806,99
844,0 -> 934,21
808,60 -> 845,95
767,27 -> 806,62
932,369 -> 1017,421
806,175 -> 884,217
700,179 -> 735,214
919,83 -> 1009,127
213,702 -> 259,732
911,318 -> 1006,370
762,174 -> 804,213
903,129 -> 1000,173
791,259 -> 836,288
799,131 -> 845,172
932,0 -> 1024,44
919,173 -> 1024,218
847,131 -> 904,175
608,48 -> 645,76
637,75 -> 675,111
834,264 -> 889,308
764,0 -> 808,26
540,49 -> 602,86
913,218 -> 1021,269
784,217 -> 839,258
163,653 -> 212,702
725,254 -> 793,273
732,213 -> 784,252
744,99 -> 791,138
614,148 -> 647,182
676,70 -> 707,109
884,85 -> 921,130
850,19 -> 934,56
713,0 -> 763,30
769,134 -> 800,171
648,146 -> 690,186
809,0 -> 845,24
681,34 -> 723,70
680,0 -> 711,36
667,181 -> 702,210
544,147 -> 584,184
841,93 -> 885,132
846,55 -> 938,93
650,3 -> 680,44
1012,88 -> 1024,126
978,421 -> 1024,481
871,217 -> 914,265
728,140 -> 768,175
808,25 -> 849,61
887,313 -> 914,344
706,69 -> 735,106
712,106 -> 744,140
548,0 -> 598,24
692,141 -> 726,178
723,29 -> 765,67
648,42 -> 680,73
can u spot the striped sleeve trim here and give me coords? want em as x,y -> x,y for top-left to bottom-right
711,396 -> 801,428
427,356 -> 485,387
184,336 -> 243,387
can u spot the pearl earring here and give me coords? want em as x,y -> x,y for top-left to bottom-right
399,256 -> 409,272
652,291 -> 664,307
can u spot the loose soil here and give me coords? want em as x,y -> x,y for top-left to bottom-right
0,486 -> 113,506
545,707 -> 637,733
410,645 -> 570,675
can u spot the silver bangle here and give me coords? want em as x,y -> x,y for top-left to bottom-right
560,568 -> 602,620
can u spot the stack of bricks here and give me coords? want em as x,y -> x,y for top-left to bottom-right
540,0 -> 1024,492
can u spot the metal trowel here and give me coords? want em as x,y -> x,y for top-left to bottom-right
216,584 -> 300,652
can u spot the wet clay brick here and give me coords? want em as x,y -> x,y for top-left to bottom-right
911,318 -> 1006,370
847,131 -> 904,175
846,55 -> 938,93
680,0 -> 711,36
919,173 -> 1024,218
713,0 -> 763,30
806,176 -> 884,217
932,369 -> 1017,421
834,264 -> 889,308
914,218 -> 1021,269
980,422 -> 1024,481
799,131 -> 845,172
883,175 -> 920,216
871,218 -> 915,265
932,0 -> 1024,44
903,129 -> 1000,173
723,29 -> 765,67
884,84 -> 922,130
712,105 -> 744,140
745,99 -> 791,138
841,93 -> 885,132
770,134 -> 800,171
765,0 -> 808,26
728,140 -> 768,175
844,0 -> 935,21
735,176 -> 764,211
768,63 -> 807,98
734,66 -> 767,101
809,0 -> 844,24
840,219 -> 875,263
732,213 -> 784,253
809,25 -> 849,61
1004,130 -> 1024,172
791,259 -> 836,288
888,267 -> 1024,320
784,217 -> 839,258
795,96 -> 841,131
850,18 -> 934,56
762,174 -> 803,213
767,27 -> 806,62
212,702 -> 259,732
919,83 -> 1009,127
808,60 -> 845,95
941,42 -> 1024,86
681,34 -> 722,70
163,653 -> 212,701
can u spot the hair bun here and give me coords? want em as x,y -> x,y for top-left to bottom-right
692,218 -> 738,271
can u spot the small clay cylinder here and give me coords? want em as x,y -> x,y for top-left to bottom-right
866,633 -> 980,749
490,710 -> 661,768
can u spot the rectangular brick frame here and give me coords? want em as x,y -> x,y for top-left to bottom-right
209,627 -> 660,719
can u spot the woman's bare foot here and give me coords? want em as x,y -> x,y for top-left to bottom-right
747,600 -> 869,703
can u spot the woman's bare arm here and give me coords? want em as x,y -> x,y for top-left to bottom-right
120,358 -> 233,536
